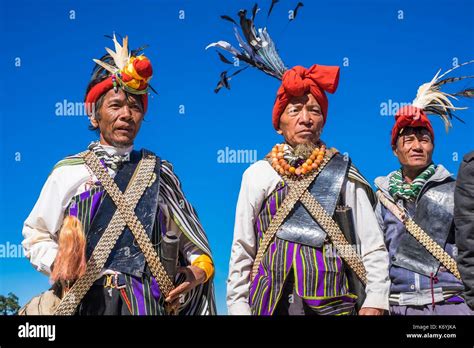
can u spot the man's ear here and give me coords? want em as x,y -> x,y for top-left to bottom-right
276,128 -> 283,135
392,145 -> 398,158
89,116 -> 99,129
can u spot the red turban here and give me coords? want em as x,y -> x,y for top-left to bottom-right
85,77 -> 149,115
391,105 -> 434,146
85,56 -> 153,116
272,64 -> 340,130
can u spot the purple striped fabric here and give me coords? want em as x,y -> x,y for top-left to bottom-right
249,180 -> 357,315
131,276 -> 146,315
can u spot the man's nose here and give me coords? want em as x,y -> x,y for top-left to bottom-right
299,108 -> 311,124
411,138 -> 423,150
119,105 -> 133,119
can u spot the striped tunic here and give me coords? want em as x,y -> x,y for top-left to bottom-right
249,181 -> 357,315
64,157 -> 216,315
67,184 -> 168,315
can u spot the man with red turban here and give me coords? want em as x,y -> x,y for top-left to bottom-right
21,35 -> 216,315
374,63 -> 474,315
207,7 -> 390,316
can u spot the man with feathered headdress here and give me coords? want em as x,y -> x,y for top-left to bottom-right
374,61 -> 474,315
21,35 -> 216,315
208,5 -> 390,316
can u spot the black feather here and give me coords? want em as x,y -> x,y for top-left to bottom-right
217,52 -> 234,65
220,15 -> 237,25
148,84 -> 158,95
252,3 -> 259,21
238,9 -> 261,50
214,71 -> 230,93
435,75 -> 474,87
452,113 -> 467,124
290,2 -> 304,21
267,0 -> 279,18
229,66 -> 249,77
454,88 -> 474,98
131,45 -> 149,57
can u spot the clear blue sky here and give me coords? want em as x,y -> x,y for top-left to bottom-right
1,0 -> 473,315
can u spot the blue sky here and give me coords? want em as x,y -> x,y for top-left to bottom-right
1,0 -> 473,315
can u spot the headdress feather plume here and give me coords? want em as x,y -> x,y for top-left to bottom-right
411,60 -> 474,132
206,2 -> 304,93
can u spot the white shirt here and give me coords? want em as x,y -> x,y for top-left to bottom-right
227,160 -> 390,315
22,144 -> 202,278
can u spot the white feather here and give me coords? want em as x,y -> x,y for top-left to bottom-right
92,59 -> 118,75
410,67 -> 468,132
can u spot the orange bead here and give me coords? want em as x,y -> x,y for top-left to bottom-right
312,163 -> 318,169
317,155 -> 324,161
289,167 -> 296,174
315,159 -> 322,165
284,164 -> 290,171
301,167 -> 307,174
275,164 -> 281,171
295,168 -> 302,175
310,154 -> 316,161
277,152 -> 284,159
302,163 -> 308,169
279,168 -> 285,175
306,159 -> 313,165
272,157 -> 278,164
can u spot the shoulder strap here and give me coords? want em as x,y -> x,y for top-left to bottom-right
298,190 -> 368,285
81,150 -> 175,294
251,152 -> 334,280
376,190 -> 461,279
252,149 -> 368,284
54,150 -> 173,315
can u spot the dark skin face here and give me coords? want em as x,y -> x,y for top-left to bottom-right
90,89 -> 144,148
277,93 -> 324,147
393,127 -> 434,182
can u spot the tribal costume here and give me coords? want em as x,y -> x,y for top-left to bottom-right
207,5 -> 390,315
374,61 -> 474,315
22,35 -> 216,315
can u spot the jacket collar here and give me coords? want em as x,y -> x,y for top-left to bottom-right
375,164 -> 453,201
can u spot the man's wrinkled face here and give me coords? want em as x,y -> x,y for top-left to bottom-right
90,89 -> 144,148
393,127 -> 434,171
277,93 -> 324,147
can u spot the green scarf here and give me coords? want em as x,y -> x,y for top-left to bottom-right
389,163 -> 436,201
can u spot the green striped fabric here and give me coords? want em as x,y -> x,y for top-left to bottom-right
388,163 -> 436,201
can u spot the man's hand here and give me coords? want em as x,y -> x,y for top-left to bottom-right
358,307 -> 385,315
165,265 -> 206,307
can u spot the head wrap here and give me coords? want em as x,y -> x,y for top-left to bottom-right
207,6 -> 341,130
85,35 -> 153,115
391,105 -> 435,146
272,65 -> 340,130
390,60 -> 474,146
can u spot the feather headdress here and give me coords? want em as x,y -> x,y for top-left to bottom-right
410,60 -> 474,132
391,60 -> 474,145
206,3 -> 291,93
85,34 -> 155,115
